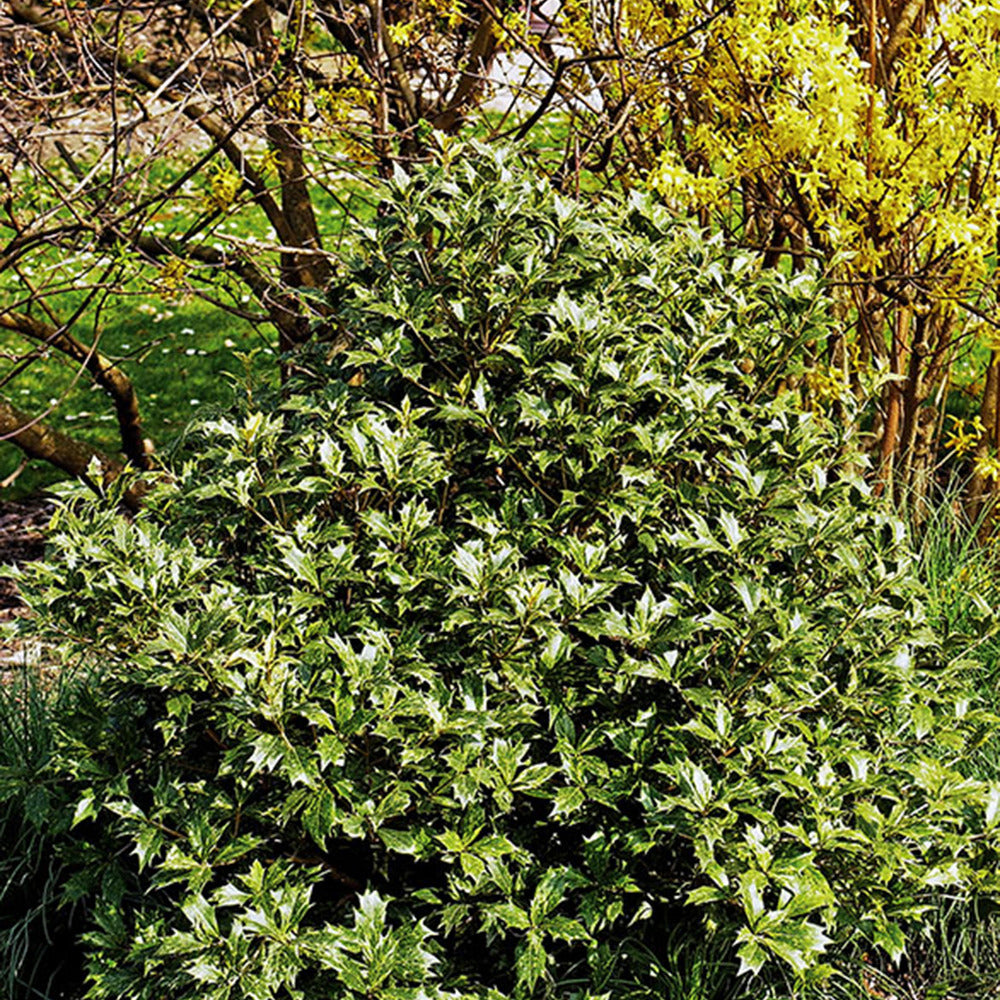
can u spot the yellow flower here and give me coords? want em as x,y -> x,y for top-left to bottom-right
804,364 -> 846,403
152,257 -> 190,299
974,453 -> 1000,482
945,415 -> 984,457
256,149 -> 281,175
202,165 -> 242,213
387,21 -> 417,45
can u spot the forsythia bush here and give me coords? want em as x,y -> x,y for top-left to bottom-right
15,147 -> 1000,998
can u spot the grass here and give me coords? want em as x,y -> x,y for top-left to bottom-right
0,659 -> 90,1000
0,114 -> 594,501
0,147 -> 385,499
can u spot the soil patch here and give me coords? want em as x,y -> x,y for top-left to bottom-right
0,496 -> 53,609
0,496 -> 54,675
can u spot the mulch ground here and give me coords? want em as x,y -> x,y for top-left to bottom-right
0,496 -> 55,676
0,496 -> 53,607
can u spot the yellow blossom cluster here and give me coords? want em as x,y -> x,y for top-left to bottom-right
152,256 -> 189,297
804,364 -> 847,403
559,0 -> 595,50
975,453 -> 1000,482
422,0 -> 464,29
271,84 -> 303,118
387,21 -> 418,46
202,165 -> 242,213
632,0 -> 1000,299
944,416 -> 985,457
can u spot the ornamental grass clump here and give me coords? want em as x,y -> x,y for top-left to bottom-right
13,145 -> 1000,999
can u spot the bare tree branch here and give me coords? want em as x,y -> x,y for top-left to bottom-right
0,311 -> 152,470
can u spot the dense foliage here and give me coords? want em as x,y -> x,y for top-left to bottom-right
12,147 -> 1000,999
7,0 -> 1000,508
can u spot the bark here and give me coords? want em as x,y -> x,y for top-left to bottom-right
883,0 -> 925,71
969,352 -> 1000,531
876,304 -> 909,493
0,397 -> 145,509
363,0 -> 420,124
241,0 -> 331,316
893,309 -> 929,505
432,14 -> 498,132
0,312 -> 152,470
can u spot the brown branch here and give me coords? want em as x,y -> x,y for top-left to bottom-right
8,0 -> 296,248
0,311 -> 152,470
241,0 -> 331,304
883,0 -> 924,71
0,395 -> 146,509
432,13 -> 497,131
363,0 -> 419,124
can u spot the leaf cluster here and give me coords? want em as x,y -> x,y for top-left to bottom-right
13,146 -> 1000,999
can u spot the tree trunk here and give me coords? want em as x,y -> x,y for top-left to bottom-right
0,397 -> 146,509
969,352 -> 1000,533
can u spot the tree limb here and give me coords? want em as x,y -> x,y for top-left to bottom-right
883,0 -> 923,70
0,395 -> 147,509
0,311 -> 152,470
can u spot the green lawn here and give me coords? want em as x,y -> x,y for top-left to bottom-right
0,147 -> 383,497
0,293 -> 274,497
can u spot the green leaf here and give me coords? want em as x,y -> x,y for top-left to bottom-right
552,785 -> 585,817
303,787 -> 336,846
873,921 -> 906,963
516,931 -> 548,992
718,510 -> 743,550
740,871 -> 767,925
281,543 -> 320,589
72,792 -> 98,828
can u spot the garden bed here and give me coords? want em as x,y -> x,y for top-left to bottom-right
0,496 -> 53,675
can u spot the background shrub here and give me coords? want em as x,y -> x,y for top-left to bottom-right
15,146 -> 1000,999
